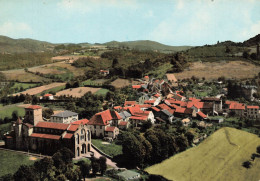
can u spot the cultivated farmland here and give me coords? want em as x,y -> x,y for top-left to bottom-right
56,87 -> 101,98
146,127 -> 260,181
111,78 -> 139,89
13,82 -> 66,96
175,60 -> 260,80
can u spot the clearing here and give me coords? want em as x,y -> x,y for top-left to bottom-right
13,82 -> 66,96
175,60 -> 260,80
92,139 -> 122,157
56,87 -> 101,98
111,78 -> 138,89
146,127 -> 260,181
0,149 -> 37,177
0,104 -> 25,119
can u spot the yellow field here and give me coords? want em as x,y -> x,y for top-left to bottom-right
56,87 -> 101,98
146,127 -> 260,181
175,61 -> 260,80
13,82 -> 66,96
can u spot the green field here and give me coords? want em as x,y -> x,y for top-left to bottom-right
0,150 -> 37,177
146,127 -> 260,181
92,139 -> 122,157
95,88 -> 109,96
12,82 -> 38,90
0,105 -> 25,119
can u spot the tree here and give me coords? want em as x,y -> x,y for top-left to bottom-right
242,161 -> 252,169
112,58 -> 119,68
77,160 -> 91,179
34,157 -> 54,180
91,157 -> 100,176
250,53 -> 257,60
42,108 -> 54,119
14,165 -> 39,181
99,156 -> 107,175
256,145 -> 260,154
243,51 -> 249,59
12,110 -> 18,121
32,96 -> 39,105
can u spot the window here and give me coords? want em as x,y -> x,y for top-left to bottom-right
100,126 -> 102,129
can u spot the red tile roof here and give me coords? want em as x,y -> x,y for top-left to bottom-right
170,104 -> 180,109
30,133 -> 61,140
24,123 -> 34,128
144,76 -> 149,79
67,124 -> 79,132
153,93 -> 160,98
127,106 -> 142,115
26,105 -> 42,110
132,85 -> 142,89
124,101 -> 137,106
197,111 -> 207,118
110,110 -> 122,120
44,94 -> 53,97
105,126 -> 116,132
151,107 -> 160,112
175,107 -> 193,114
140,104 -> 152,108
118,121 -> 129,126
189,97 -> 201,102
114,106 -> 122,110
225,101 -> 238,105
229,103 -> 245,110
144,100 -> 155,104
168,109 -> 175,114
88,109 -> 113,126
64,133 -> 74,139
5,135 -> 13,139
35,122 -> 69,130
72,119 -> 89,125
157,104 -> 171,110
247,105 -> 259,109
130,116 -> 148,121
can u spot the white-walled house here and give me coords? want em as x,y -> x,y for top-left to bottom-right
50,111 -> 78,124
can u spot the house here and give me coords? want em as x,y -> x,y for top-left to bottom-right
104,126 -> 119,139
150,107 -> 161,118
132,85 -> 142,90
4,105 -> 91,158
202,97 -> 222,113
127,106 -> 155,127
100,69 -> 109,76
246,105 -> 260,119
50,110 -> 78,124
43,94 -> 54,100
118,111 -> 132,122
172,94 -> 186,101
87,110 -> 121,138
181,118 -> 191,126
197,111 -> 208,120
160,109 -> 174,123
174,107 -> 196,118
118,121 -> 130,130
138,94 -> 150,104
72,119 -> 89,125
229,102 -> 245,117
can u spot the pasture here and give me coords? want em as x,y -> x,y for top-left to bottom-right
92,139 -> 123,157
13,82 -> 66,96
146,127 -> 260,181
111,78 -> 138,89
175,60 -> 260,80
0,150 -> 36,177
0,104 -> 25,119
56,87 -> 101,98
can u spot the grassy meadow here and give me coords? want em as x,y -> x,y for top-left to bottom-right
92,139 -> 122,157
0,105 -> 25,119
146,127 -> 260,181
0,150 -> 37,177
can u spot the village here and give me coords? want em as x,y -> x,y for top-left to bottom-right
1,70 -> 260,180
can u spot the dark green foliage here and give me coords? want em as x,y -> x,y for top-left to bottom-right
99,156 -> 107,175
256,145 -> 260,154
11,110 -> 18,121
42,108 -> 54,119
0,52 -> 54,70
76,160 -> 91,179
14,165 -> 39,181
242,161 -> 252,169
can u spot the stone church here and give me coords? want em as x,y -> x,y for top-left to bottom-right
4,105 -> 91,158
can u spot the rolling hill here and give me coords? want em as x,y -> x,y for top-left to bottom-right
146,127 -> 260,181
104,40 -> 192,53
0,35 -> 55,53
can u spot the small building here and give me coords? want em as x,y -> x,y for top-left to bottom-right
100,69 -> 109,76
118,121 -> 130,130
246,105 -> 260,119
104,126 -> 119,139
181,118 -> 191,126
50,110 -> 78,124
117,170 -> 141,180
43,94 -> 54,100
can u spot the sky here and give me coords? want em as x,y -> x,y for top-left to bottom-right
0,0 -> 260,46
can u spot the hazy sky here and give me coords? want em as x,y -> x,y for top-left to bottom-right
0,0 -> 259,46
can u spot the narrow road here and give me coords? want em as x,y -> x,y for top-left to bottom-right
90,147 -> 118,168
